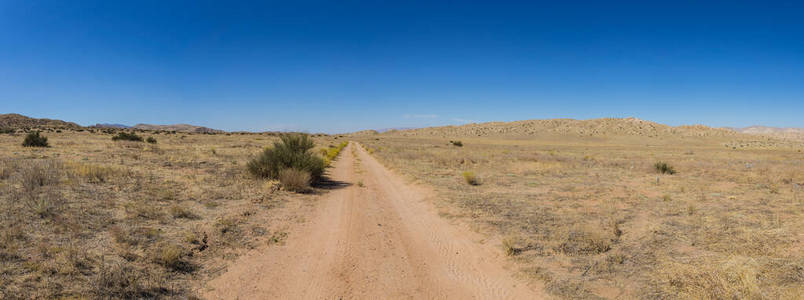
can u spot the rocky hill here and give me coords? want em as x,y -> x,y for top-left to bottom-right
132,123 -> 224,133
0,113 -> 82,129
730,126 -> 804,141
380,117 -> 739,138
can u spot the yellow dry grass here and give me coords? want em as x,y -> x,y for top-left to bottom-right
355,128 -> 803,299
0,129 -> 340,298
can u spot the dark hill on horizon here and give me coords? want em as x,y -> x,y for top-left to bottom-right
0,113 -> 81,129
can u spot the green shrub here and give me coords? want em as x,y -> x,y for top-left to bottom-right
247,133 -> 325,181
450,140 -> 463,147
146,137 -> 157,144
22,131 -> 49,147
0,127 -> 14,134
279,168 -> 311,192
112,132 -> 143,142
654,162 -> 677,175
462,171 -> 479,185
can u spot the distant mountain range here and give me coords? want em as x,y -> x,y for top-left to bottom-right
1,113 -> 224,133
130,123 -> 224,133
3,113 -> 802,140
93,122 -> 224,133
91,123 -> 131,129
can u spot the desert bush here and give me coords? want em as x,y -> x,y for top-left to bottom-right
0,127 -> 14,134
279,168 -> 311,192
18,159 -> 61,193
150,243 -> 190,272
557,226 -> 614,256
462,171 -> 479,185
247,133 -> 325,180
22,131 -> 49,147
450,140 -> 463,147
654,162 -> 677,174
169,204 -> 198,219
112,132 -> 143,142
26,191 -> 64,218
146,136 -> 157,144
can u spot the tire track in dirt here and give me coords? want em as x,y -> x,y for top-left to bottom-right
204,142 -> 545,299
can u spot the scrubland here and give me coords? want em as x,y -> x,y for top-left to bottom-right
0,129 -> 342,298
355,130 -> 803,299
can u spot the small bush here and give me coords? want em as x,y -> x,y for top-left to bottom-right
247,133 -> 325,180
169,205 -> 198,219
146,137 -> 157,144
150,243 -> 190,272
654,162 -> 677,174
450,140 -> 463,147
279,168 -> 311,192
22,131 -> 49,147
112,132 -> 143,142
0,127 -> 14,134
462,171 -> 479,185
27,191 -> 64,218
558,226 -> 614,255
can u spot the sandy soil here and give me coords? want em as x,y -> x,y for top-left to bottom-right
204,142 -> 544,299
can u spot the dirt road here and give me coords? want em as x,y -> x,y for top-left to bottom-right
204,142 -> 544,299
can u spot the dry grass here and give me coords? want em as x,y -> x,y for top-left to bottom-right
0,129 -> 339,298
279,168 -> 312,192
355,129 -> 803,299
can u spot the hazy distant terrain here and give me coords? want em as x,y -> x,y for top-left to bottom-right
731,126 -> 804,141
131,123 -> 224,134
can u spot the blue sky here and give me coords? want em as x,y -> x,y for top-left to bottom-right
1,1 -> 802,133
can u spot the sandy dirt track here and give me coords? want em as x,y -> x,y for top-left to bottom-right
204,142 -> 545,299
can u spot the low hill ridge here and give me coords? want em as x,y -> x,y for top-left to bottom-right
0,113 -> 81,129
732,126 -> 804,141
132,123 -> 224,133
380,117 -> 738,138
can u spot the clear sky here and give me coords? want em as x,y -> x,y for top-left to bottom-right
1,1 -> 802,133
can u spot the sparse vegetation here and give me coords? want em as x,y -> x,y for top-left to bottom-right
462,171 -> 479,185
112,131 -> 144,142
0,129 -> 333,297
654,161 -> 677,174
355,124 -> 803,299
22,131 -> 49,147
450,140 -> 463,147
146,136 -> 157,144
